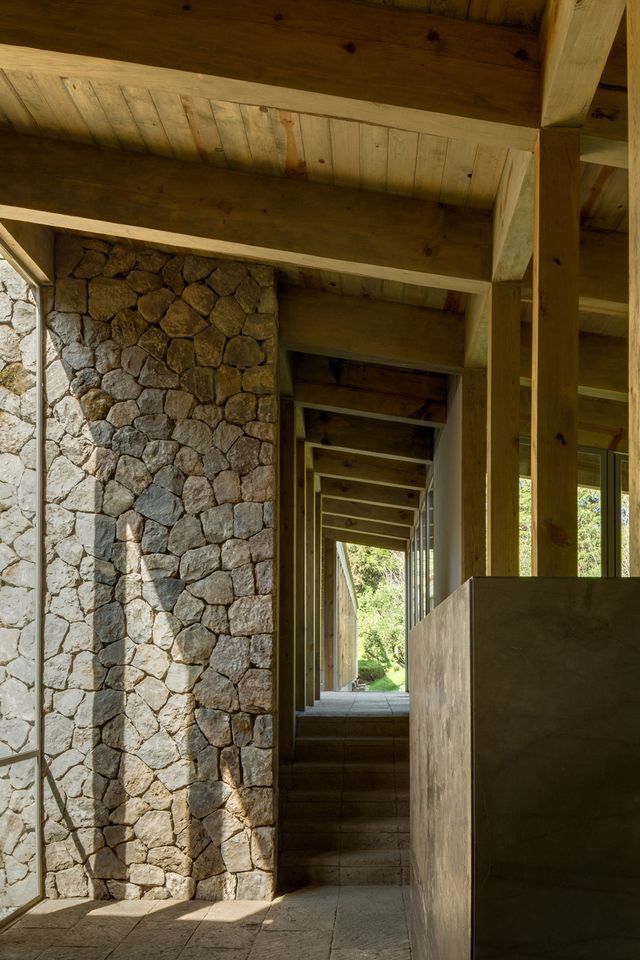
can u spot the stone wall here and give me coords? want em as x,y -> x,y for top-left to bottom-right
42,236 -> 277,901
0,258 -> 39,917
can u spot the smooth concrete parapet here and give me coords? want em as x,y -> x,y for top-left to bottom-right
409,578 -> 640,960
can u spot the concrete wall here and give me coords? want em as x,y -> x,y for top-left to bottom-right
433,377 -> 461,605
41,236 -> 278,901
410,578 -> 640,959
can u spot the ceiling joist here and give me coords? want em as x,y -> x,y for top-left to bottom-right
314,448 -> 427,490
305,410 -> 434,463
323,527 -> 408,552
322,498 -> 416,528
0,131 -> 491,294
320,478 -> 420,510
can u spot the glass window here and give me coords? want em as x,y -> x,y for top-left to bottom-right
620,456 -> 629,577
577,450 -> 603,577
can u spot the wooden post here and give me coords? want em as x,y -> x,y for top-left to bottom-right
278,398 -> 296,762
294,441 -> 306,712
629,3 -> 640,575
305,469 -> 316,707
531,128 -> 580,576
461,368 -> 487,581
323,537 -> 336,691
487,283 -> 521,575
314,492 -> 322,701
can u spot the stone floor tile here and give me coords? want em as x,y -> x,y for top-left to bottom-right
12,902 -> 94,929
37,949 -> 113,960
248,929 -> 333,960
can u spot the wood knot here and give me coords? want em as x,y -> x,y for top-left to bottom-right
343,41 -> 356,53
514,48 -> 529,60
426,30 -> 440,42
556,433 -> 567,446
273,12 -> 284,20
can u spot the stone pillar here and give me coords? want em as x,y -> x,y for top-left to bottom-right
42,236 -> 277,901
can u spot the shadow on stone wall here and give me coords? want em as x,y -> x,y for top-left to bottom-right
42,236 -> 277,902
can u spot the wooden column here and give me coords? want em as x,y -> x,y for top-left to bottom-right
294,441 -> 306,712
461,368 -> 487,581
278,399 -> 296,762
487,283 -> 521,575
531,128 -> 580,576
314,493 -> 322,701
305,469 -> 316,707
629,3 -> 640,575
323,537 -> 336,691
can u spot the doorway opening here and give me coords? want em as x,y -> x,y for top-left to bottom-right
348,543 -> 406,693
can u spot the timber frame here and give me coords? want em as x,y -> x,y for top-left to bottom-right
0,0 -> 634,712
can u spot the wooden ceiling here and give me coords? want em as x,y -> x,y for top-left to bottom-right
0,0 -> 631,549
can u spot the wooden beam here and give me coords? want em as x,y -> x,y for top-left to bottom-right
520,324 -> 627,402
305,469 -> 316,707
324,514 -> 411,541
313,448 -> 427,489
0,131 -> 491,294
281,289 -> 465,373
321,477 -> 420,510
324,528 -> 407,553
541,0 -> 626,128
294,354 -> 447,426
295,441 -> 306,711
520,388 -> 628,453
531,129 -> 580,576
0,220 -> 54,285
629,2 -> 640,575
305,410 -> 433,462
278,399 -> 296,762
487,284 -> 521,576
581,87 -> 628,168
461,369 -> 487,581
0,2 -> 541,151
322,498 -> 416,528
522,231 -> 628,320
492,149 -> 535,284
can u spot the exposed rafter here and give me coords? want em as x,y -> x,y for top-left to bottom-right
281,289 -> 465,372
323,514 -> 411,541
314,448 -> 427,489
0,220 -> 54,285
305,410 -> 434,462
322,498 -> 416,528
541,0 -> 626,128
0,131 -> 491,294
320,477 -> 420,510
293,355 -> 448,427
324,527 -> 407,552
0,1 -> 541,151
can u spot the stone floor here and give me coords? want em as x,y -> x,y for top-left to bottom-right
1,886 -> 412,960
301,693 -> 410,718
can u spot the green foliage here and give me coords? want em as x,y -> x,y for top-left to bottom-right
368,666 -> 406,692
357,658 -> 387,683
519,477 -> 602,576
347,544 -> 406,675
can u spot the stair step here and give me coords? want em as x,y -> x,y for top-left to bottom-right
281,760 -> 408,793
278,848 -> 410,888
295,716 -> 409,739
294,735 -> 409,763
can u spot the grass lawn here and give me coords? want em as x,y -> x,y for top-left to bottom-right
368,666 -> 406,692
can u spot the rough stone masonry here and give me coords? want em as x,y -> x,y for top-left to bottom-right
40,236 -> 278,901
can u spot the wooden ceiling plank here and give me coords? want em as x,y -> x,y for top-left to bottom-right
313,447 -> 428,489
305,409 -> 434,461
321,476 -> 421,509
281,288 -> 465,373
322,497 -> 416,527
0,0 -> 541,150
0,130 -> 491,293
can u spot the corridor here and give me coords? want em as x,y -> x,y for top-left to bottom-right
0,886 -> 412,960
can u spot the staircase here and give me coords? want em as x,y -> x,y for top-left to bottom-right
279,710 -> 410,888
